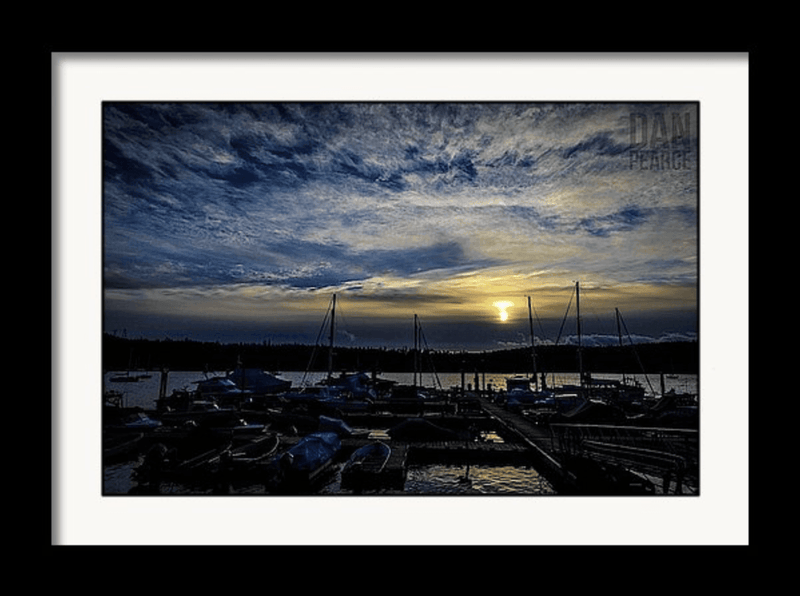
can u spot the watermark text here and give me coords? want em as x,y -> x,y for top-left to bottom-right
628,112 -> 694,171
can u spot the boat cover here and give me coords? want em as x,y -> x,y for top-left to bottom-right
318,415 -> 354,437
282,432 -> 341,471
227,368 -> 292,393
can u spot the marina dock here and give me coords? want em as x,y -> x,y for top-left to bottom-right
106,369 -> 699,496
262,390 -> 698,495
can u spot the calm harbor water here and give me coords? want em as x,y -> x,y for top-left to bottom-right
103,369 -> 698,496
104,369 -> 698,411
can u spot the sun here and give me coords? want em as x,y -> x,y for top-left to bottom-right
492,301 -> 514,322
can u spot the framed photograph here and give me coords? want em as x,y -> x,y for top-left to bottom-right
53,53 -> 748,545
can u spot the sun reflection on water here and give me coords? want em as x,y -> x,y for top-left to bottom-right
406,464 -> 556,495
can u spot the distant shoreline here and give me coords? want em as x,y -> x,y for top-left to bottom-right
103,334 -> 699,376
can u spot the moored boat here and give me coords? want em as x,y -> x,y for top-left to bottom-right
227,433 -> 281,469
205,433 -> 281,479
318,415 -> 354,437
110,372 -> 142,383
103,432 -> 144,462
208,417 -> 269,440
105,411 -> 163,432
266,432 -> 342,492
158,400 -> 237,425
135,439 -> 234,487
226,368 -> 292,395
503,375 -> 558,410
282,296 -> 376,411
123,412 -> 163,430
341,441 -> 391,490
195,376 -> 250,398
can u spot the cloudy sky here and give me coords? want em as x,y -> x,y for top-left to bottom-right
103,102 -> 698,350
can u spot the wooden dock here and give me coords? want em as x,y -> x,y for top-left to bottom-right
473,396 -> 580,493
473,395 -> 698,494
138,390 -> 697,495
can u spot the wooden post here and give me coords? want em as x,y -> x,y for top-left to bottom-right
159,368 -> 169,400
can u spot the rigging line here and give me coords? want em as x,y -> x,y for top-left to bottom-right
302,296 -> 333,386
554,285 -> 576,347
617,309 -> 656,395
529,301 -> 551,380
531,301 -> 553,344
334,299 -> 354,346
417,318 -> 443,390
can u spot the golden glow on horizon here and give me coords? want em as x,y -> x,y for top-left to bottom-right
105,275 -> 696,334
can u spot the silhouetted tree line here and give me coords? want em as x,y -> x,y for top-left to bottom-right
103,334 -> 698,375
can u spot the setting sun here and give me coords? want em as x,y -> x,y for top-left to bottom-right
492,301 -> 514,322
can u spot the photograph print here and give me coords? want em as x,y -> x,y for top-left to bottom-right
102,101 -> 699,497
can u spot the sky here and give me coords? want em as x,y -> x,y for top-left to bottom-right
103,102 -> 698,351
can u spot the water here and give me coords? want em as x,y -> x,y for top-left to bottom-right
103,369 -> 698,496
103,369 -> 698,411
104,459 -> 557,496
404,464 -> 556,495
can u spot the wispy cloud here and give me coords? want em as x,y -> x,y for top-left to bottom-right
103,102 -> 698,347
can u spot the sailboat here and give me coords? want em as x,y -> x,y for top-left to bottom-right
572,305 -> 653,406
283,295 -> 376,410
554,286 -> 656,423
109,348 -> 150,382
390,314 -> 443,401
504,296 -> 558,410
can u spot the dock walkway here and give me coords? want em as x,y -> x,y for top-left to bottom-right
475,395 -> 698,494
474,396 -> 578,492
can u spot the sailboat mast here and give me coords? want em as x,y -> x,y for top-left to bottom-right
616,307 -> 626,384
576,281 -> 583,387
528,296 -> 538,391
413,314 -> 419,388
328,294 -> 336,381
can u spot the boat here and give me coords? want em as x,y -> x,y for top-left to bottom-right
582,307 -> 655,407
105,411 -> 163,432
158,400 -> 237,425
319,371 -> 376,400
502,297 -> 562,410
267,432 -> 342,491
208,417 -> 269,440
341,441 -> 391,490
551,398 -> 627,425
109,372 -> 142,383
503,375 -> 557,410
136,439 -> 235,486
382,314 -> 446,404
206,433 -> 281,477
524,284 -> 653,409
225,368 -> 292,395
103,432 -> 144,462
282,295 -> 375,410
641,389 -> 699,428
195,376 -> 250,398
318,415 -> 355,437
227,434 -> 281,469
123,412 -> 162,430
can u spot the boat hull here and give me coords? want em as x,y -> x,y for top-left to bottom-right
341,441 -> 391,490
